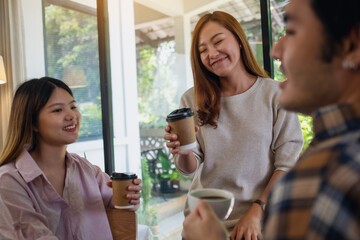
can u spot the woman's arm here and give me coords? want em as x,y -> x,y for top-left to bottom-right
230,170 -> 285,240
254,170 -> 285,207
165,87 -> 202,175
164,125 -> 199,174
231,102 -> 303,240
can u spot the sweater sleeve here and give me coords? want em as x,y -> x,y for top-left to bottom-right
272,103 -> 304,172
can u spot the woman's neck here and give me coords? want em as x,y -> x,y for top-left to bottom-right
30,144 -> 67,170
30,144 -> 67,197
220,69 -> 257,97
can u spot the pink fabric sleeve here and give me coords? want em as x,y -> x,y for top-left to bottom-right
93,165 -> 114,208
0,174 -> 58,239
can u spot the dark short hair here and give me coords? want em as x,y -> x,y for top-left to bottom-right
310,0 -> 360,61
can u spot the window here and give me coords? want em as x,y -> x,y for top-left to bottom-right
134,1 -> 267,238
42,0 -> 143,173
43,0 -> 106,168
44,2 -> 102,140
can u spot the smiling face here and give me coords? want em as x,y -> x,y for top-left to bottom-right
271,0 -> 344,115
35,87 -> 81,147
198,21 -> 243,79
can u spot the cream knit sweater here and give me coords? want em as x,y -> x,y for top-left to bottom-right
176,77 -> 304,230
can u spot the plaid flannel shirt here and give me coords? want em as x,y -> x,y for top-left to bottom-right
263,103 -> 360,240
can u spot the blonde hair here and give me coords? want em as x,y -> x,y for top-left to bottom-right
191,11 -> 269,127
0,77 -> 73,166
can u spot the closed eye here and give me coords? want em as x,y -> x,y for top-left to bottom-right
53,109 -> 62,113
285,28 -> 295,36
199,48 -> 207,54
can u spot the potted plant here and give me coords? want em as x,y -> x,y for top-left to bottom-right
156,149 -> 187,193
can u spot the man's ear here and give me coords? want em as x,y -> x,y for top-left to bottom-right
342,25 -> 360,70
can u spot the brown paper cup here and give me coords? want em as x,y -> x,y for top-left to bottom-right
166,108 -> 197,150
168,116 -> 196,150
111,172 -> 137,209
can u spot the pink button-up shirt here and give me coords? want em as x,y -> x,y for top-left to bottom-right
0,149 -> 114,239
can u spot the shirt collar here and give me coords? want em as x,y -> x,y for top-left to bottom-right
312,103 -> 360,142
15,149 -> 43,183
15,148 -> 76,183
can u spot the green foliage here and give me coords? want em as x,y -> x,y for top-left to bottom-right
138,157 -> 158,226
156,150 -> 187,181
138,205 -> 158,227
44,4 -> 102,139
273,60 -> 286,82
78,104 -> 102,138
45,5 -> 100,102
298,113 -> 314,153
169,170 -> 185,182
140,157 -> 153,209
137,46 -> 157,102
157,150 -> 171,178
136,41 -> 179,129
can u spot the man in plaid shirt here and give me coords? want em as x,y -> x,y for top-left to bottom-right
182,0 -> 360,239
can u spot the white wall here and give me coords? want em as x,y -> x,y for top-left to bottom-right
21,0 -> 46,78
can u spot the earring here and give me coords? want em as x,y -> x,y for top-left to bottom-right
342,60 -> 359,70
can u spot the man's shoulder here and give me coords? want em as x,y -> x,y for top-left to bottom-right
305,138 -> 360,239
281,133 -> 360,207
265,141 -> 360,238
326,132 -> 360,189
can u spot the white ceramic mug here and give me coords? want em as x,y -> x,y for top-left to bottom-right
188,188 -> 234,220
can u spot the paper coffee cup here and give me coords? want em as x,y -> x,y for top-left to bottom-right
111,172 -> 138,209
166,108 -> 196,150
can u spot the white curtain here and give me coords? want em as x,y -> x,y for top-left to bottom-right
0,0 -> 27,149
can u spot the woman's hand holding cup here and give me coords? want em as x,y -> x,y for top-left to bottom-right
107,174 -> 142,211
126,178 -> 142,211
164,124 -> 199,155
165,108 -> 198,155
